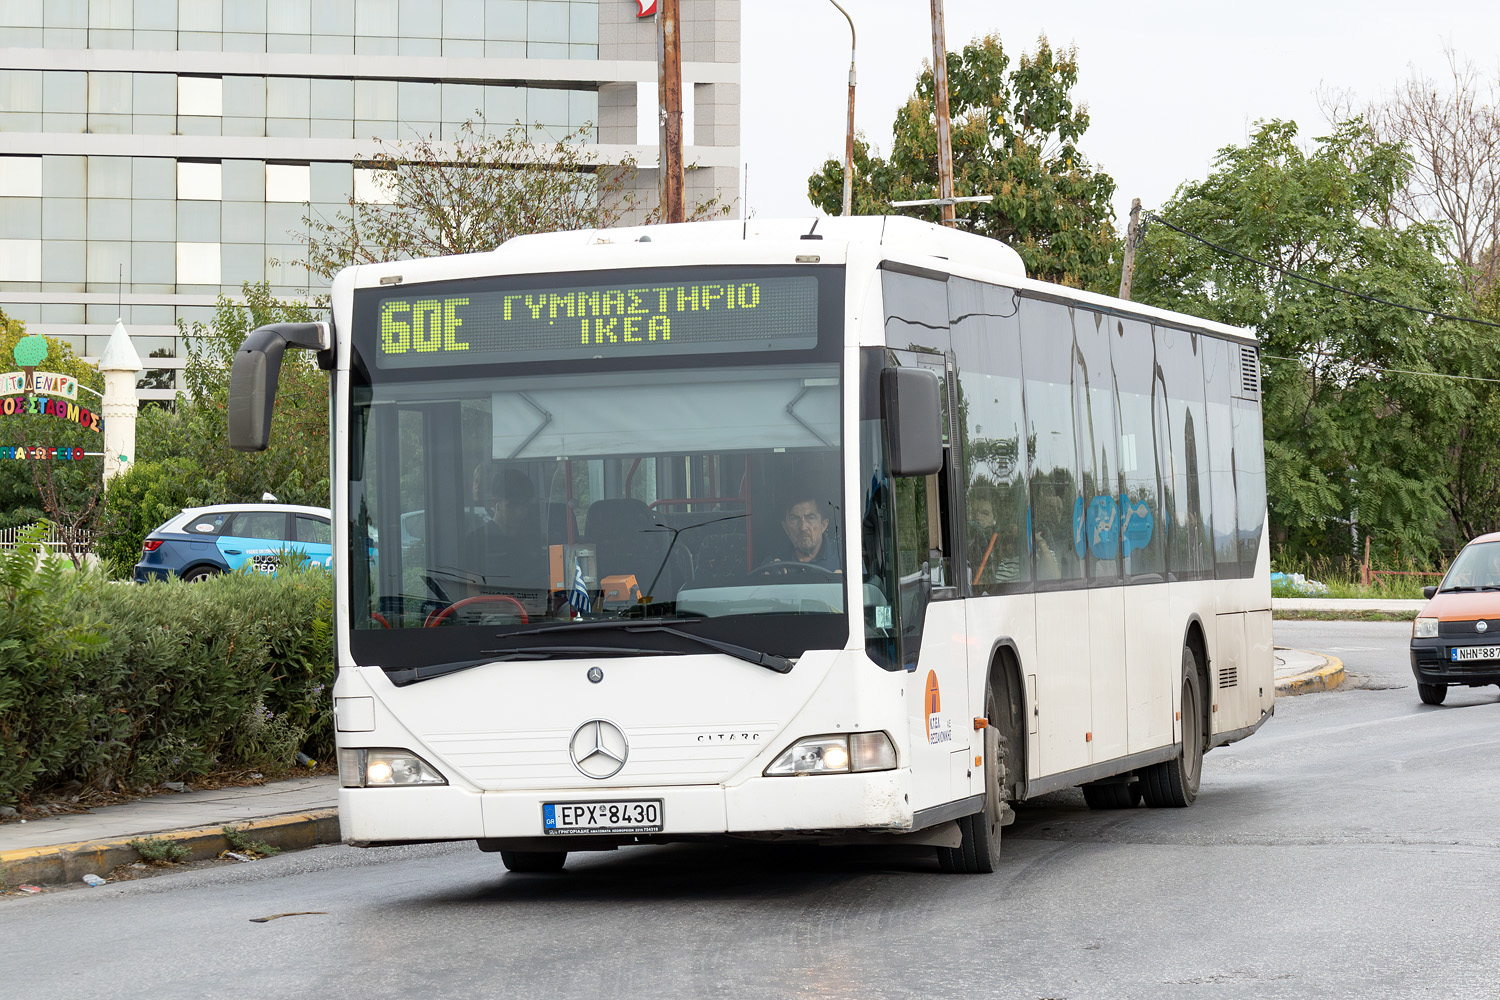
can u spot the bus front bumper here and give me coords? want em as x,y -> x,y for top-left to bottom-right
338,768 -> 912,847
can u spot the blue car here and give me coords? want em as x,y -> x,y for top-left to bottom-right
133,503 -> 334,583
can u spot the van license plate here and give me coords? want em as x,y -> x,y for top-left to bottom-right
1451,646 -> 1500,662
543,800 -> 663,835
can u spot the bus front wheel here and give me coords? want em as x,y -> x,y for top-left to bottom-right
500,850 -> 567,873
1141,646 -> 1204,808
937,687 -> 1007,874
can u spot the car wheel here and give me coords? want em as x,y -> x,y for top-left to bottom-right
499,850 -> 567,873
1418,682 -> 1447,706
1140,646 -> 1204,808
181,565 -> 221,583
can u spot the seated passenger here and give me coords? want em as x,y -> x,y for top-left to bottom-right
769,495 -> 842,573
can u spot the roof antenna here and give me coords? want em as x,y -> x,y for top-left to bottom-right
802,218 -> 822,241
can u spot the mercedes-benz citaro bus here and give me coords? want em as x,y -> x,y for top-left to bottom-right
229,216 -> 1272,874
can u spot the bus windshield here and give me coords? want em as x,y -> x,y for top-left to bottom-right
347,266 -> 848,673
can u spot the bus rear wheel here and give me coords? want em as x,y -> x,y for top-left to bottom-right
1082,780 -> 1141,809
1140,646 -> 1203,808
937,688 -> 1007,874
500,850 -> 567,873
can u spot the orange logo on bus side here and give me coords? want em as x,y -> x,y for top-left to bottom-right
925,670 -> 941,716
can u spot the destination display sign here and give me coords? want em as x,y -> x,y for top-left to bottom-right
368,274 -> 820,369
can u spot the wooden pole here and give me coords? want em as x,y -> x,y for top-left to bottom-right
929,0 -> 955,226
1118,198 -> 1142,300
657,0 -> 684,223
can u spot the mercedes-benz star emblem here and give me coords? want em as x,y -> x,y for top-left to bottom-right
1479,620 -> 1489,633
587,666 -> 604,684
569,719 -> 628,779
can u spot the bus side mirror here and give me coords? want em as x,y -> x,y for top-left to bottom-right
881,366 -> 942,477
228,322 -> 332,451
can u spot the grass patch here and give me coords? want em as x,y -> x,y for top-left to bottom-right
129,836 -> 190,865
1273,609 -> 1417,622
222,825 -> 280,857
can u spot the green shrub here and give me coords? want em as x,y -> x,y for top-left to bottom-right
0,539 -> 333,808
92,457 -> 201,576
129,836 -> 190,864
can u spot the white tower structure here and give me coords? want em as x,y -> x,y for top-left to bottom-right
97,318 -> 142,484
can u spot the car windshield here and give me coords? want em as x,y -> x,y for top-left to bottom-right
346,265 -> 849,673
1441,540 -> 1500,591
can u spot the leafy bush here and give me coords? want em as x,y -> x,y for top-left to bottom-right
0,534 -> 333,808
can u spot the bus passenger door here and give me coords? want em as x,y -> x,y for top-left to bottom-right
887,348 -> 970,811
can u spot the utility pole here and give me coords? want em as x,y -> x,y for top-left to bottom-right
929,0 -> 955,226
827,0 -> 857,217
1118,198 -> 1142,300
657,0 -> 684,223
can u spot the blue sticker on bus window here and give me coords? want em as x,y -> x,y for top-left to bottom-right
1119,497 -> 1154,556
1086,494 -> 1120,560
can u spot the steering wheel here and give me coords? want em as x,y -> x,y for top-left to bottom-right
748,559 -> 842,579
424,594 -> 530,626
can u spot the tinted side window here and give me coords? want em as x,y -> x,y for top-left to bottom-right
1232,347 -> 1266,574
1155,325 -> 1212,580
950,278 -> 1030,594
184,513 -> 228,536
1076,311 -> 1121,585
1111,318 -> 1166,580
230,511 -> 290,541
296,515 -> 332,544
1202,337 -> 1239,579
1020,299 -> 1083,584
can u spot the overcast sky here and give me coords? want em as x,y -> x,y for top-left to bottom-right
739,1 -> 1500,230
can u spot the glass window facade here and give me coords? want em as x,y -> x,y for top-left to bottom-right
0,0 -> 738,401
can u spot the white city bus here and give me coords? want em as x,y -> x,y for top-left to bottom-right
230,216 -> 1272,874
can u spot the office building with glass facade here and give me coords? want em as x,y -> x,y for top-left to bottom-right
0,0 -> 740,400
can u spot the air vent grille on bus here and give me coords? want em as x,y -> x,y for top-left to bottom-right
1239,346 -> 1261,398
1218,665 -> 1239,689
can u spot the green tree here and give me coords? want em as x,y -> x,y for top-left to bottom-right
94,284 -> 330,571
299,118 -> 728,282
808,35 -> 1120,291
1134,118 -> 1481,562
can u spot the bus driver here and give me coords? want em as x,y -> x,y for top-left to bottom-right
773,495 -> 842,573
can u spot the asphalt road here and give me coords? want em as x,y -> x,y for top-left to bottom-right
6,621 -> 1499,1000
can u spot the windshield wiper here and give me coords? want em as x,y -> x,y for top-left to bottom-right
385,646 -> 662,685
508,618 -> 793,673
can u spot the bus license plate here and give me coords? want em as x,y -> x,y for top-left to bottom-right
543,800 -> 663,835
1451,646 -> 1500,662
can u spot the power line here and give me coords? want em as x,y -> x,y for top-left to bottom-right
1142,211 -> 1500,333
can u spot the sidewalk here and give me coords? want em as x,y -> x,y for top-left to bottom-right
0,776 -> 338,892
1274,646 -> 1346,697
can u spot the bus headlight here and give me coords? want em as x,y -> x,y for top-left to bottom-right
1413,617 -> 1439,639
764,732 -> 897,776
338,748 -> 447,787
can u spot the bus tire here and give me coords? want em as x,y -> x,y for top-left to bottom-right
936,687 -> 1006,873
500,850 -> 567,873
1141,646 -> 1204,808
1418,682 -> 1447,705
1081,780 -> 1140,810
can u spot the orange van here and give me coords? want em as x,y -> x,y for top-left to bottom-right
1410,531 -> 1500,704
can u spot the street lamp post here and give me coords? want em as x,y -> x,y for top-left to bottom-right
826,0 -> 857,217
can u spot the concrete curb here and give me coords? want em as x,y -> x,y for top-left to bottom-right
1275,651 -> 1346,697
0,808 -> 339,890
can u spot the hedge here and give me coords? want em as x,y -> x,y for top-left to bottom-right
0,529 -> 334,807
